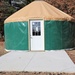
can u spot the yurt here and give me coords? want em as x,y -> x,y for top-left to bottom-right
4,1 -> 75,51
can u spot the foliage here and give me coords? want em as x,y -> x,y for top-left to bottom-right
44,0 -> 75,18
0,0 -> 16,32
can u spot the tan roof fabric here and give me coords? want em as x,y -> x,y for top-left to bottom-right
5,1 -> 73,23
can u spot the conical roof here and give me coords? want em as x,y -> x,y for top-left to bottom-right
5,1 -> 73,23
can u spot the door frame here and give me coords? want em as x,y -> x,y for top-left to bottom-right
28,19 -> 45,51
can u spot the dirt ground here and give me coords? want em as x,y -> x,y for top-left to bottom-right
0,41 -> 75,75
66,50 -> 75,64
0,41 -> 7,56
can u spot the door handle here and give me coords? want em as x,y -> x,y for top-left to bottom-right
30,37 -> 33,39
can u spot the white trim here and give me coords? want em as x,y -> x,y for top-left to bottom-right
5,49 -> 28,52
5,49 -> 10,52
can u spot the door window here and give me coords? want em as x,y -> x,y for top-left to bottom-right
32,22 -> 41,36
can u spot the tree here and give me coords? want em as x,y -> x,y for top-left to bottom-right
44,0 -> 75,19
0,0 -> 16,37
8,0 -> 34,10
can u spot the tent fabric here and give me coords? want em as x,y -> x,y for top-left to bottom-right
4,22 -> 28,50
4,20 -> 75,50
4,1 -> 73,23
44,20 -> 75,50
4,1 -> 75,50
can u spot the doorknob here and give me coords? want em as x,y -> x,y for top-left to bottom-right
30,37 -> 33,39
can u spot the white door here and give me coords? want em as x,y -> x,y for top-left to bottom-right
30,20 -> 44,51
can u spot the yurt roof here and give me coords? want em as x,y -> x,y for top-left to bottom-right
5,1 -> 73,23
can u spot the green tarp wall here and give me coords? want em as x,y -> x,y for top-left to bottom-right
45,20 -> 75,50
4,22 -> 28,50
4,20 -> 75,50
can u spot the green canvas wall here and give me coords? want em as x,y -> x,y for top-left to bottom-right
4,22 -> 28,50
4,20 -> 75,50
44,20 -> 75,50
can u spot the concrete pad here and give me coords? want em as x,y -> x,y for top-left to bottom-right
0,50 -> 75,73
25,51 -> 75,72
0,51 -> 36,71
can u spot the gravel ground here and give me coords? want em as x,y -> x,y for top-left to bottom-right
0,71 -> 75,75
